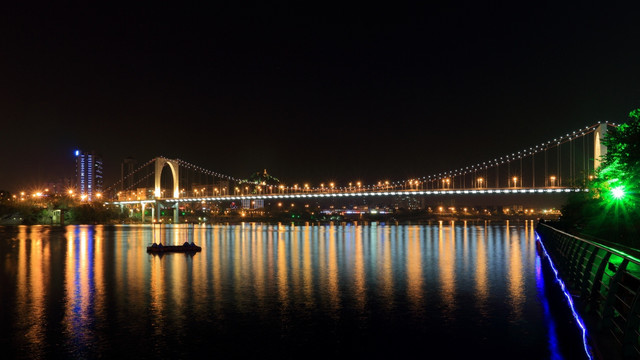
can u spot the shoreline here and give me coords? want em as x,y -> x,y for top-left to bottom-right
1,215 -> 553,227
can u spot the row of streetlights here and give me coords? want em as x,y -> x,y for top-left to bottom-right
153,174 -> 568,199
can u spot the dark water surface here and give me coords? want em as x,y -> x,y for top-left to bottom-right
0,222 -> 579,359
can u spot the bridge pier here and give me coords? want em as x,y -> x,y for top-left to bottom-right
174,201 -> 179,224
141,203 -> 146,223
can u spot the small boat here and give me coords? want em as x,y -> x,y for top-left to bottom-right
147,242 -> 202,253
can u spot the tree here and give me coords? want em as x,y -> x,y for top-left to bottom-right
596,109 -> 640,203
560,109 -> 640,248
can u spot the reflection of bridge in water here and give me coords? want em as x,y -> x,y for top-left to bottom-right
106,123 -> 616,222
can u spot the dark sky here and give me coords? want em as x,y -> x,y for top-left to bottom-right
2,2 -> 639,192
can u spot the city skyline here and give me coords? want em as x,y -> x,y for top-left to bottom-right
1,3 -> 639,192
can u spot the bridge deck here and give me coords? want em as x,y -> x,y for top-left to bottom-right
109,187 -> 586,205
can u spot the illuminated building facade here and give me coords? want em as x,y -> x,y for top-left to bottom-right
75,150 -> 103,200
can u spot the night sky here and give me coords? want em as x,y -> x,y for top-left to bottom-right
2,2 -> 640,192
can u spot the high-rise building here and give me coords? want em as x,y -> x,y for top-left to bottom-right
121,157 -> 137,191
75,150 -> 103,200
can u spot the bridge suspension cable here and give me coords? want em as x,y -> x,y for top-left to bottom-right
108,121 -> 619,200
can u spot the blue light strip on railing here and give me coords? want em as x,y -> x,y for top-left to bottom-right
535,232 -> 593,360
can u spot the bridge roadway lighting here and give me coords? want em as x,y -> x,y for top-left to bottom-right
512,176 -> 518,188
477,177 -> 484,188
550,175 -> 557,187
357,181 -> 361,191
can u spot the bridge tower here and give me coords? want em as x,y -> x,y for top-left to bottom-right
594,123 -> 608,171
154,157 -> 180,223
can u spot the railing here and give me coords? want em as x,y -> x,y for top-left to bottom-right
537,223 -> 640,359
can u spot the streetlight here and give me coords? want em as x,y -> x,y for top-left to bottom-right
512,176 -> 518,188
477,177 -> 484,188
550,175 -> 556,187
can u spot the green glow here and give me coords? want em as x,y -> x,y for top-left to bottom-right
611,186 -> 625,200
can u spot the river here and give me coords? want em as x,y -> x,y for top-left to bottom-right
0,221 -> 583,359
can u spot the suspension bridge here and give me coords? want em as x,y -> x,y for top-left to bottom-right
106,122 -> 617,222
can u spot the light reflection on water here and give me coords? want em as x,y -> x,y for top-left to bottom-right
2,221 -> 567,359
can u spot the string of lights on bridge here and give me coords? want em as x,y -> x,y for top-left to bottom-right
111,121 -> 618,195
104,158 -> 156,193
388,122 -> 616,188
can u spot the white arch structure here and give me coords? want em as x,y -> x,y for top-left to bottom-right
594,123 -> 608,171
154,157 -> 180,198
